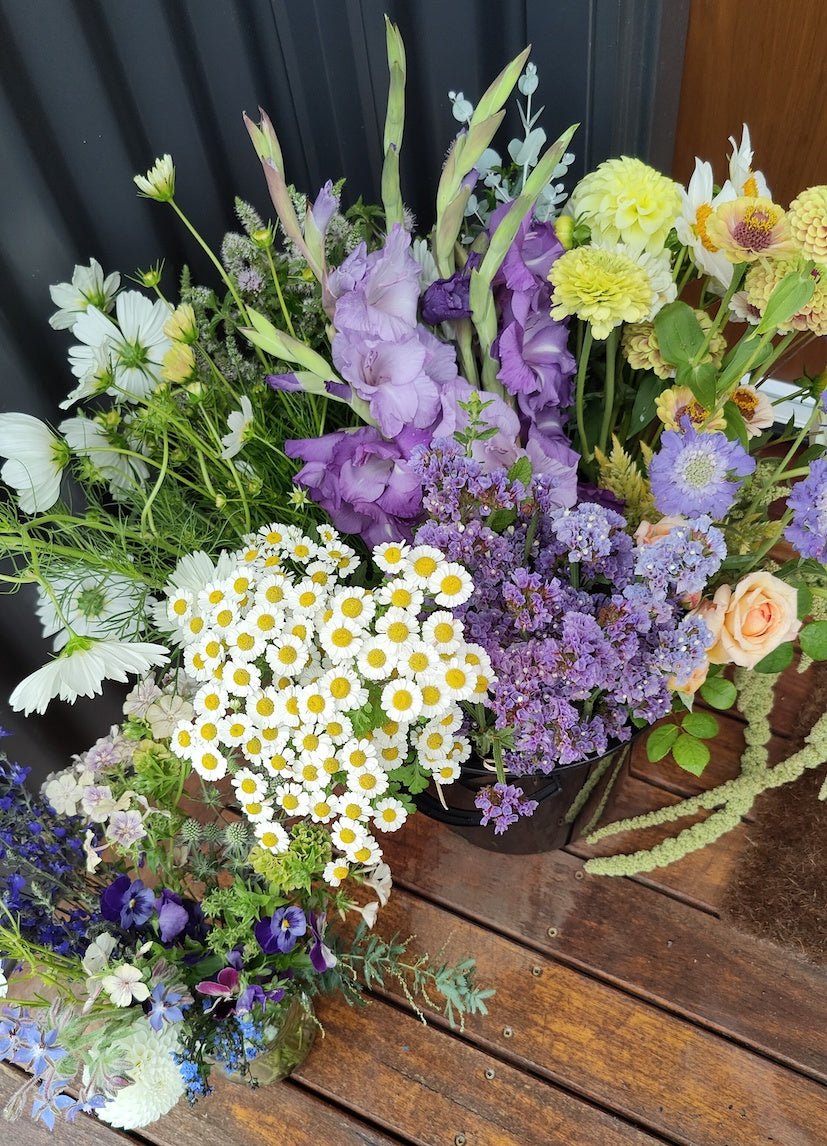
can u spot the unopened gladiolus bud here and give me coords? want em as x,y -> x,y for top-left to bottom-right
136,262 -> 164,289
164,304 -> 198,344
134,154 -> 176,202
161,343 -> 196,384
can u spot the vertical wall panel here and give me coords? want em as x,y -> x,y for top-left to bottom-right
0,0 -> 687,775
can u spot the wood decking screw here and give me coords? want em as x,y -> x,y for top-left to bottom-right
531,965 -> 543,977
484,1068 -> 496,1080
502,1025 -> 514,1038
546,926 -> 558,938
574,869 -> 585,880
454,1135 -> 467,1145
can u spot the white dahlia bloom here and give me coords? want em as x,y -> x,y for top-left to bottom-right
97,1019 -> 184,1130
0,412 -> 69,513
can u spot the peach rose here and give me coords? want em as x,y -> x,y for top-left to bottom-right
706,572 -> 800,669
634,515 -> 687,545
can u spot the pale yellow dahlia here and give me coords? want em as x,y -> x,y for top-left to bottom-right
622,308 -> 726,380
655,386 -> 726,432
704,197 -> 796,263
568,156 -> 682,255
746,255 -> 827,336
549,246 -> 653,340
787,185 -> 827,262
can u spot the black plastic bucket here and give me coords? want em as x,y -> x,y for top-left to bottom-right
413,739 -> 634,855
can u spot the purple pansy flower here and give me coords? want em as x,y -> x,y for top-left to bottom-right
154,889 -> 194,944
100,875 -> 154,929
254,906 -> 307,955
308,911 -> 337,973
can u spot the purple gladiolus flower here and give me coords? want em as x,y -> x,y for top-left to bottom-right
266,372 -> 305,392
648,422 -> 755,519
310,179 -> 340,236
421,269 -> 473,324
331,224 -> 422,338
286,426 -> 424,546
254,906 -> 307,955
100,875 -> 154,929
308,911 -> 337,973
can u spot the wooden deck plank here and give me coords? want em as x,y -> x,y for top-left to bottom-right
372,890 -> 827,1146
381,819 -> 827,1080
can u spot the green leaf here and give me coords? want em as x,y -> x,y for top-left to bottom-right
799,620 -> 827,660
506,456 -> 533,487
653,301 -> 706,367
754,265 -> 816,334
485,507 -> 517,533
681,711 -> 719,739
646,722 -> 679,762
753,641 -> 794,673
793,581 -> 813,620
723,399 -> 749,450
675,360 -> 718,412
698,676 -> 738,710
672,733 -> 710,776
628,372 -> 663,432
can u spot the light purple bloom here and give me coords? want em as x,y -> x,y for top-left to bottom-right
333,331 -> 442,436
475,782 -> 538,833
308,911 -> 337,972
785,457 -> 827,562
648,423 -> 755,519
286,426 -> 424,546
330,224 -> 421,338
146,982 -> 188,1031
106,809 -> 146,849
254,906 -> 307,955
310,179 -> 340,236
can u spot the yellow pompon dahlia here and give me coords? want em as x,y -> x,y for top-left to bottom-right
746,255 -> 827,336
622,307 -> 726,380
549,246 -> 653,340
567,156 -> 682,255
655,386 -> 726,433
704,197 -> 796,263
787,186 -> 827,262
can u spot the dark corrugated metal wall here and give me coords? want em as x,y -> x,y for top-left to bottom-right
0,0 -> 688,775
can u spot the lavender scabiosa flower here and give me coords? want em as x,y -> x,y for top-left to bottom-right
648,423 -> 755,519
785,457 -> 827,562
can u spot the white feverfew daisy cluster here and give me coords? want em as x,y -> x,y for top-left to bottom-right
163,525 -> 493,885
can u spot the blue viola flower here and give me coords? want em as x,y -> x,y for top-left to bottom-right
100,875 -> 154,929
254,906 -> 307,955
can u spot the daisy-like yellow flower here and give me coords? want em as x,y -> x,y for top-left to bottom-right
655,386 -> 726,433
746,255 -> 827,336
160,343 -> 196,384
549,245 -> 653,340
704,197 -> 796,263
567,156 -> 682,254
787,185 -> 827,262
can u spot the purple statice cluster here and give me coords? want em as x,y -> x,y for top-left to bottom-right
413,446 -> 717,779
273,207 -> 580,545
0,747 -> 100,956
785,456 -> 827,563
474,783 -> 539,834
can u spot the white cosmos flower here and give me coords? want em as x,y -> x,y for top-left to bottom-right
675,158 -> 738,291
49,259 -> 120,330
97,1019 -> 184,1130
0,413 -> 69,513
67,292 -> 171,406
220,395 -> 254,459
9,637 -> 169,715
36,566 -> 145,650
59,414 -> 149,500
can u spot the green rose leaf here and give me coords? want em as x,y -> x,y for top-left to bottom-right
753,641 -> 794,673
672,733 -> 710,776
646,722 -> 679,762
675,360 -> 718,413
681,711 -> 719,740
653,301 -> 706,367
699,676 -> 738,710
799,620 -> 827,661
629,372 -> 664,432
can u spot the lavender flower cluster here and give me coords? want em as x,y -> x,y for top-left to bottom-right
412,442 -> 717,775
0,743 -> 100,956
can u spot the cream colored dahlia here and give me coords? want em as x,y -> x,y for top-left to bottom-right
97,1020 -> 184,1130
568,157 -> 682,255
549,246 -> 653,340
787,185 -> 827,262
746,255 -> 827,336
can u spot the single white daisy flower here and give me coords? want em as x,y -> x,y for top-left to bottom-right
371,540 -> 411,574
372,797 -> 408,833
323,858 -> 351,886
254,819 -> 290,854
380,679 -> 424,724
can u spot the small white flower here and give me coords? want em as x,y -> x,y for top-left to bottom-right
0,413 -> 69,513
220,395 -> 255,459
82,933 -> 118,976
59,414 -> 150,498
371,797 -> 408,833
8,638 -> 168,715
49,259 -> 120,330
42,771 -> 82,816
352,899 -> 379,928
69,293 -> 172,404
371,540 -> 411,574
362,861 -> 393,906
102,963 -> 150,1007
323,858 -> 351,886
133,154 -> 176,201
254,819 -> 290,854
145,692 -> 194,739
380,679 -> 424,724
